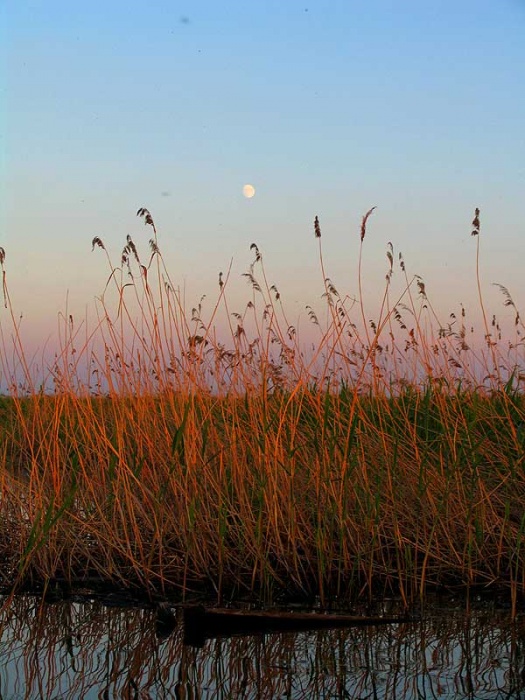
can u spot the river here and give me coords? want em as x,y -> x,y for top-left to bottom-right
0,594 -> 523,699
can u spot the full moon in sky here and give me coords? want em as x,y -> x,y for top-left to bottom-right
242,184 -> 256,198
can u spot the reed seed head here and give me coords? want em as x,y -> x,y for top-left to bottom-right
314,216 -> 321,238
91,237 -> 105,251
137,207 -> 154,227
360,207 -> 376,242
471,207 -> 480,236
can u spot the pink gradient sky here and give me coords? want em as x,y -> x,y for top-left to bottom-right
2,0 -> 525,372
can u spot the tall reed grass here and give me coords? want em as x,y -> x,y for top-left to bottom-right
0,208 -> 524,609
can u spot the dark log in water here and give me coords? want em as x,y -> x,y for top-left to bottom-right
183,604 -> 412,647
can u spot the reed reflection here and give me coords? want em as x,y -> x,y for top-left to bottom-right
0,596 -> 524,699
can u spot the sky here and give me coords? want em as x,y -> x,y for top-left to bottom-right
2,0 -> 525,362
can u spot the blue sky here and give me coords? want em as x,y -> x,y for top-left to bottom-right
2,0 -> 525,354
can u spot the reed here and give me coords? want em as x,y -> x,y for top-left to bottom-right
0,208 -> 524,608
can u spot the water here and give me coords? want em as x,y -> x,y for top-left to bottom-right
1,594 -> 524,699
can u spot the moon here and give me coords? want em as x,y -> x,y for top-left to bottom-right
242,184 -> 255,198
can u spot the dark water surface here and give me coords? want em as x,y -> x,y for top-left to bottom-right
1,594 -> 524,699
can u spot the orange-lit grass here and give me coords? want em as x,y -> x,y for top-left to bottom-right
0,210 -> 524,609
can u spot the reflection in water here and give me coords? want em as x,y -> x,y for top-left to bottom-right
0,596 -> 524,699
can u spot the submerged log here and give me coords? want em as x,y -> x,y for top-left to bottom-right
183,604 -> 411,646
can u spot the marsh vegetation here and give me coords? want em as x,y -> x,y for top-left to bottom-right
0,208 -> 524,609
